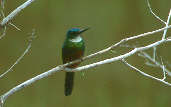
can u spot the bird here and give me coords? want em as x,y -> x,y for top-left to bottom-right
62,28 -> 89,96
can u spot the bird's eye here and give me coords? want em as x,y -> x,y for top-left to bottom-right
71,31 -> 77,34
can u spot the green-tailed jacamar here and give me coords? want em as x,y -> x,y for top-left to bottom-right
62,28 -> 89,96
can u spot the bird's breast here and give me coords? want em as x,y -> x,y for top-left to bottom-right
69,36 -> 82,42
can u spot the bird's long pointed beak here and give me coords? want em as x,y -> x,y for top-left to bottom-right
79,27 -> 90,34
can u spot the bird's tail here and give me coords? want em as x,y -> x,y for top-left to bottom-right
65,72 -> 75,96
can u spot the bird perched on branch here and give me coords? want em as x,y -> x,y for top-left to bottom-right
62,28 -> 89,96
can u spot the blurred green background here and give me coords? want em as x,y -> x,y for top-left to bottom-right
0,0 -> 171,107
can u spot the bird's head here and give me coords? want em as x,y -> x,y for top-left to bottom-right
66,28 -> 89,39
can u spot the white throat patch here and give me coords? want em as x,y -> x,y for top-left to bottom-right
70,36 -> 82,42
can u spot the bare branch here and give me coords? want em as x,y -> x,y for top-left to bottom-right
147,0 -> 171,39
0,9 -> 5,18
0,10 -> 6,40
0,26 -> 6,40
0,30 -> 36,79
0,96 -> 3,107
0,1 -> 171,105
1,65 -> 63,103
160,57 -> 166,80
69,39 -> 171,72
1,0 -> 5,9
83,25 -> 171,61
0,0 -> 36,27
162,9 -> 171,39
1,33 -> 171,105
147,0 -> 166,24
0,0 -> 35,40
145,61 -> 157,67
9,23 -> 21,31
0,44 -> 31,78
139,52 -> 171,76
153,47 -> 156,61
122,59 -> 171,86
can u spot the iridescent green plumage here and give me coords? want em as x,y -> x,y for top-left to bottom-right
62,28 -> 89,96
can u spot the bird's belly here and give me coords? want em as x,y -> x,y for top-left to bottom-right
62,46 -> 85,68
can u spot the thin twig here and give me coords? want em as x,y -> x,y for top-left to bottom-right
139,51 -> 171,76
160,57 -> 166,80
1,0 -> 5,9
0,44 -> 31,78
9,23 -> 21,31
0,30 -> 36,79
153,47 -> 156,61
0,96 -> 3,107
0,9 -> 5,18
122,59 -> 171,86
0,9 -> 6,40
0,26 -> 6,40
147,0 -> 166,24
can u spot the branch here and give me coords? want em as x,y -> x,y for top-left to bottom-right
1,0 -> 5,9
9,23 -> 21,31
139,52 -> 171,76
153,47 -> 156,61
0,30 -> 36,79
162,9 -> 171,39
0,0 -> 36,27
0,43 -> 31,78
147,0 -> 166,24
136,8 -> 171,76
0,25 -> 6,39
0,27 -> 171,105
147,0 -> 171,39
0,1 -> 171,105
0,0 -> 36,40
122,59 -> 171,86
83,25 -> 171,61
67,39 -> 171,72
161,58 -> 166,80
